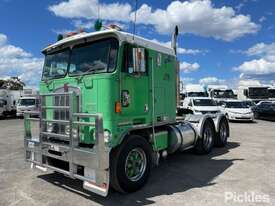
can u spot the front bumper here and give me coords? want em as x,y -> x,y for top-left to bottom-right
228,113 -> 254,121
16,112 -> 24,117
24,92 -> 110,197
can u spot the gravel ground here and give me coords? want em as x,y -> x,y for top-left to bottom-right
0,118 -> 274,206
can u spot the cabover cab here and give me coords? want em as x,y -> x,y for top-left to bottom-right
24,29 -> 229,196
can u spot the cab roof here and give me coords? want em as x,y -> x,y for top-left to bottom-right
43,29 -> 175,56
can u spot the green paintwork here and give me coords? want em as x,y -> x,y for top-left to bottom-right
125,149 -> 144,179
151,131 -> 169,151
38,34 -> 177,149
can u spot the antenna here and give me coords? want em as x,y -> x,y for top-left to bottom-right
132,0 -> 138,40
97,2 -> 100,19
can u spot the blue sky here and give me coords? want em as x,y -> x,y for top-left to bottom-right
0,0 -> 275,88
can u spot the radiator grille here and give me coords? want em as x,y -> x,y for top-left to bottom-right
53,95 -> 70,134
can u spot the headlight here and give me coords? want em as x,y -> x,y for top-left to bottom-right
65,125 -> 70,135
104,130 -> 112,143
72,128 -> 78,139
47,123 -> 53,133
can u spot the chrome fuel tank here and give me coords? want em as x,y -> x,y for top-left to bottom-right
167,122 -> 196,154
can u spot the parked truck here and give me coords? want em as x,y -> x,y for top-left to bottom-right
0,89 -> 22,118
268,86 -> 275,101
23,27 -> 229,197
238,85 -> 269,104
207,85 -> 235,102
178,84 -> 208,114
16,89 -> 39,118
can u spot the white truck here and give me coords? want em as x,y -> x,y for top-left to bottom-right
0,89 -> 22,117
268,86 -> 275,101
178,84 -> 208,115
238,85 -> 269,104
16,89 -> 39,118
207,85 -> 235,102
183,97 -> 221,115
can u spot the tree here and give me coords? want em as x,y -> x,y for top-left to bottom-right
0,77 -> 25,90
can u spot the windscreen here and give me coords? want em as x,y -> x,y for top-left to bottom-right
244,101 -> 256,107
69,38 -> 118,75
42,38 -> 118,80
258,102 -> 274,109
248,87 -> 269,98
42,49 -> 70,80
268,89 -> 275,98
187,92 -> 208,97
18,99 -> 36,106
212,89 -> 235,98
225,101 -> 249,108
193,99 -> 217,106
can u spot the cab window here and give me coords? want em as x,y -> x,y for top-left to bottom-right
123,44 -> 147,74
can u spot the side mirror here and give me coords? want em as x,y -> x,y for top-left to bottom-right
133,48 -> 146,73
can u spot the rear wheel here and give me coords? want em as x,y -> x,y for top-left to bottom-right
215,117 -> 229,147
110,135 -> 152,193
195,120 -> 215,154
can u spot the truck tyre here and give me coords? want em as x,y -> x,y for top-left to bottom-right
110,135 -> 152,193
215,117 -> 229,147
195,120 -> 215,154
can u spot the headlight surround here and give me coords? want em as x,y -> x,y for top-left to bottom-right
104,129 -> 112,143
72,128 -> 78,139
47,123 -> 53,133
194,110 -> 202,114
65,125 -> 70,135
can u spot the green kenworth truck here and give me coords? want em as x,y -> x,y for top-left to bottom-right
24,27 -> 229,197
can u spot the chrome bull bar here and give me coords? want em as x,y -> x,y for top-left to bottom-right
24,92 -> 110,197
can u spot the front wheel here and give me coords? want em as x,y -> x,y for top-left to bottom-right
110,135 -> 152,193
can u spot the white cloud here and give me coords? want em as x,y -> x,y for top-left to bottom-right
0,33 -> 43,87
244,42 -> 275,61
180,77 -> 194,85
72,19 -> 94,29
49,0 -> 259,41
49,0 -> 132,22
132,0 -> 259,41
239,79 -> 261,87
234,58 -> 275,75
199,76 -> 225,85
180,62 -> 200,73
259,16 -> 266,23
235,3 -> 244,12
234,42 -> 275,77
151,39 -> 205,55
0,34 -> 7,46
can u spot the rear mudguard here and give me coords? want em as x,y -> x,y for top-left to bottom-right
184,113 -> 228,138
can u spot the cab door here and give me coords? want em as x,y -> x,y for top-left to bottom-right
120,44 -> 149,125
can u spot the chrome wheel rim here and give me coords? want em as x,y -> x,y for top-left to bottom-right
125,148 -> 147,182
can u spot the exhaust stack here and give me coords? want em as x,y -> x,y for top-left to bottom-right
171,26 -> 179,55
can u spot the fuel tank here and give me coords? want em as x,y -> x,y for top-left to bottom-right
167,122 -> 197,154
